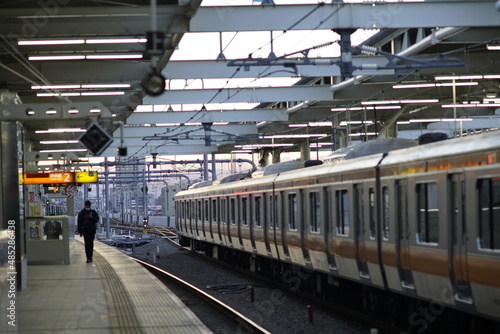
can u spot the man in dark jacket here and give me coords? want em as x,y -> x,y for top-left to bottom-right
77,200 -> 99,263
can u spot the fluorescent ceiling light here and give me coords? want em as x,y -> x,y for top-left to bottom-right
29,54 -> 142,61
86,54 -> 143,60
398,118 -> 473,124
29,55 -> 85,61
35,128 -> 86,134
32,83 -> 130,90
235,143 -> 294,148
40,149 -> 88,153
40,140 -> 79,145
308,122 -> 333,127
349,132 -> 377,137
19,38 -> 146,46
339,120 -> 374,126
487,45 -> 500,51
86,38 -> 147,44
310,143 -> 332,147
81,91 -> 125,96
332,105 -> 402,112
261,134 -> 327,139
38,91 -> 125,97
435,75 -> 484,80
393,82 -> 478,89
362,99 -> 438,105
19,39 -> 85,45
442,103 -> 500,108
81,84 -> 130,89
32,85 -> 80,90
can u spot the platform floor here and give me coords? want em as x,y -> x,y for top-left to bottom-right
11,238 -> 212,334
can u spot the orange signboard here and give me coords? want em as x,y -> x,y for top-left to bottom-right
24,172 -> 74,185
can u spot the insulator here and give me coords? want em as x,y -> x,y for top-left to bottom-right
359,45 -> 379,56
314,41 -> 335,49
359,64 -> 379,70
312,58 -> 333,66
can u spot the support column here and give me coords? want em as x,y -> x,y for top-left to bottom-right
271,148 -> 281,164
0,122 -> 25,293
300,139 -> 311,161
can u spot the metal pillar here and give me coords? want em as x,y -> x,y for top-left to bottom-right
300,139 -> 311,161
104,158 -> 110,238
0,122 -> 25,294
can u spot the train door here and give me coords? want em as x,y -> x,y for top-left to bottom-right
265,193 -> 274,255
396,179 -> 415,290
354,183 -> 370,279
449,173 -> 473,304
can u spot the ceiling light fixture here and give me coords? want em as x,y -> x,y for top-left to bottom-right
35,128 -> 86,134
37,91 -> 125,97
261,134 -> 327,139
29,54 -> 143,61
40,149 -> 88,153
19,38 -> 146,46
19,39 -> 85,45
32,83 -> 130,90
29,55 -> 85,61
361,99 -> 439,105
435,75 -> 484,80
393,82 -> 478,89
40,140 -> 79,145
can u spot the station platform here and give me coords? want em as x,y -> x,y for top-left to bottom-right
12,238 -> 212,333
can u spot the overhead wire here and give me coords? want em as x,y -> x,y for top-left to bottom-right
131,2 -> 341,158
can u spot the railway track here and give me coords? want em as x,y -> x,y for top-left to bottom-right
108,222 -> 397,333
133,257 -> 272,334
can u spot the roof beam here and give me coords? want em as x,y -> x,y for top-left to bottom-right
143,85 -> 333,105
1,6 -> 189,37
191,2 -> 500,32
115,124 -> 258,137
127,109 -> 289,124
102,140 -> 229,157
163,56 -> 394,79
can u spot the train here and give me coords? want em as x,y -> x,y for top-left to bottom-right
174,131 -> 500,329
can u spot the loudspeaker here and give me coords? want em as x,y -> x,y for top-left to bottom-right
79,123 -> 114,156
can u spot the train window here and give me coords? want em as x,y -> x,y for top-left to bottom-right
416,183 -> 439,244
477,178 -> 500,250
382,186 -> 390,240
221,198 -> 226,224
309,191 -> 321,233
254,196 -> 262,227
268,194 -> 277,229
241,197 -> 248,226
181,201 -> 185,220
324,187 -> 331,233
336,189 -> 350,236
369,188 -> 376,239
211,199 -> 217,223
230,198 -> 236,225
197,200 -> 202,221
288,193 -> 298,230
204,200 -> 209,223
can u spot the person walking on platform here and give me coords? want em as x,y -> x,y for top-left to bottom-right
77,200 -> 99,263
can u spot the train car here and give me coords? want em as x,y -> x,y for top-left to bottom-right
174,131 -> 500,326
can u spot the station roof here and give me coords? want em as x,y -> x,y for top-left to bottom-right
2,0 -> 500,164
